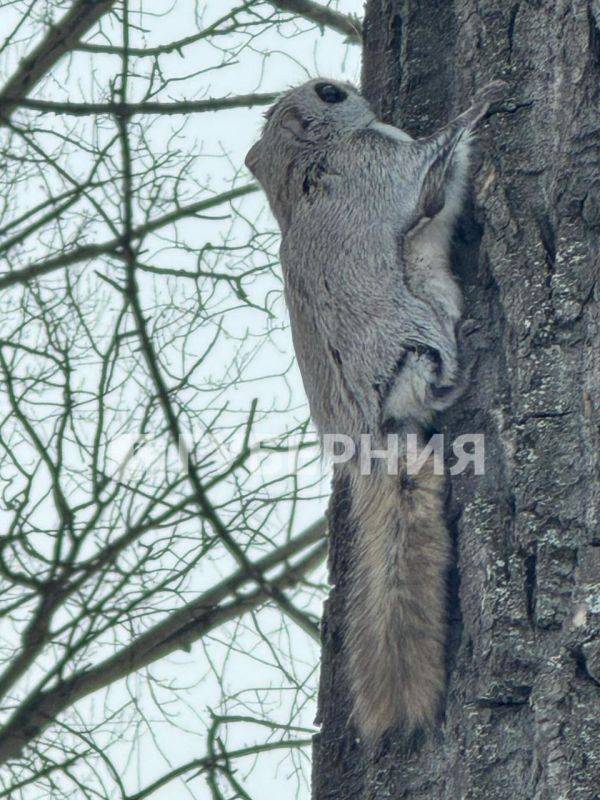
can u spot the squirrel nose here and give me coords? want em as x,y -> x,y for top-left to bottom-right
245,141 -> 262,175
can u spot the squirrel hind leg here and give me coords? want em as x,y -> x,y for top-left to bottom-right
381,349 -> 438,431
381,345 -> 462,428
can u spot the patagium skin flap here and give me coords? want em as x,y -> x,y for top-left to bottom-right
245,77 -> 507,742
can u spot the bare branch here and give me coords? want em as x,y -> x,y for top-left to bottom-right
0,184 -> 259,290
74,1 -> 262,56
0,1 -> 343,793
0,0 -> 117,123
267,0 -> 362,42
128,738 -> 312,800
120,162 -> 320,642
0,535 -> 326,766
12,93 -> 279,117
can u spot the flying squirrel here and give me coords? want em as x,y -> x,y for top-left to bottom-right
245,77 -> 507,743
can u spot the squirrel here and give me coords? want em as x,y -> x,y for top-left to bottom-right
245,78 -> 507,743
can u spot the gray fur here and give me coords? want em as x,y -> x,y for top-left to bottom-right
246,77 -> 507,741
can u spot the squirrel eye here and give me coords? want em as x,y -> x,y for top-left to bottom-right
314,82 -> 347,104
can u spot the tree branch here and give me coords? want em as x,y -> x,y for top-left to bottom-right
267,0 -> 362,42
0,534 -> 327,766
127,738 -> 312,800
11,93 -> 278,117
0,184 -> 259,290
117,68 -> 320,639
74,1 -> 263,56
0,0 -> 117,123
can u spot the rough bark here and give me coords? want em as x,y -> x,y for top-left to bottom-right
312,1 -> 600,798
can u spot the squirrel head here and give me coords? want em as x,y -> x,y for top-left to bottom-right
245,79 -> 375,225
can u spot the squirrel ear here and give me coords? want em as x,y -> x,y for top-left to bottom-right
279,108 -> 317,141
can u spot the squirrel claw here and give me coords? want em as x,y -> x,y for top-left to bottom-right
474,79 -> 510,106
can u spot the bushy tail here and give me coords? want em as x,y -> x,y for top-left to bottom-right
344,458 -> 449,742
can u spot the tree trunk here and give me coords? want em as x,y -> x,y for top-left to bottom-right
312,1 -> 600,798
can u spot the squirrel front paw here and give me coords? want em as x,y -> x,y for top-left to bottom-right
460,80 -> 509,129
473,79 -> 509,107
